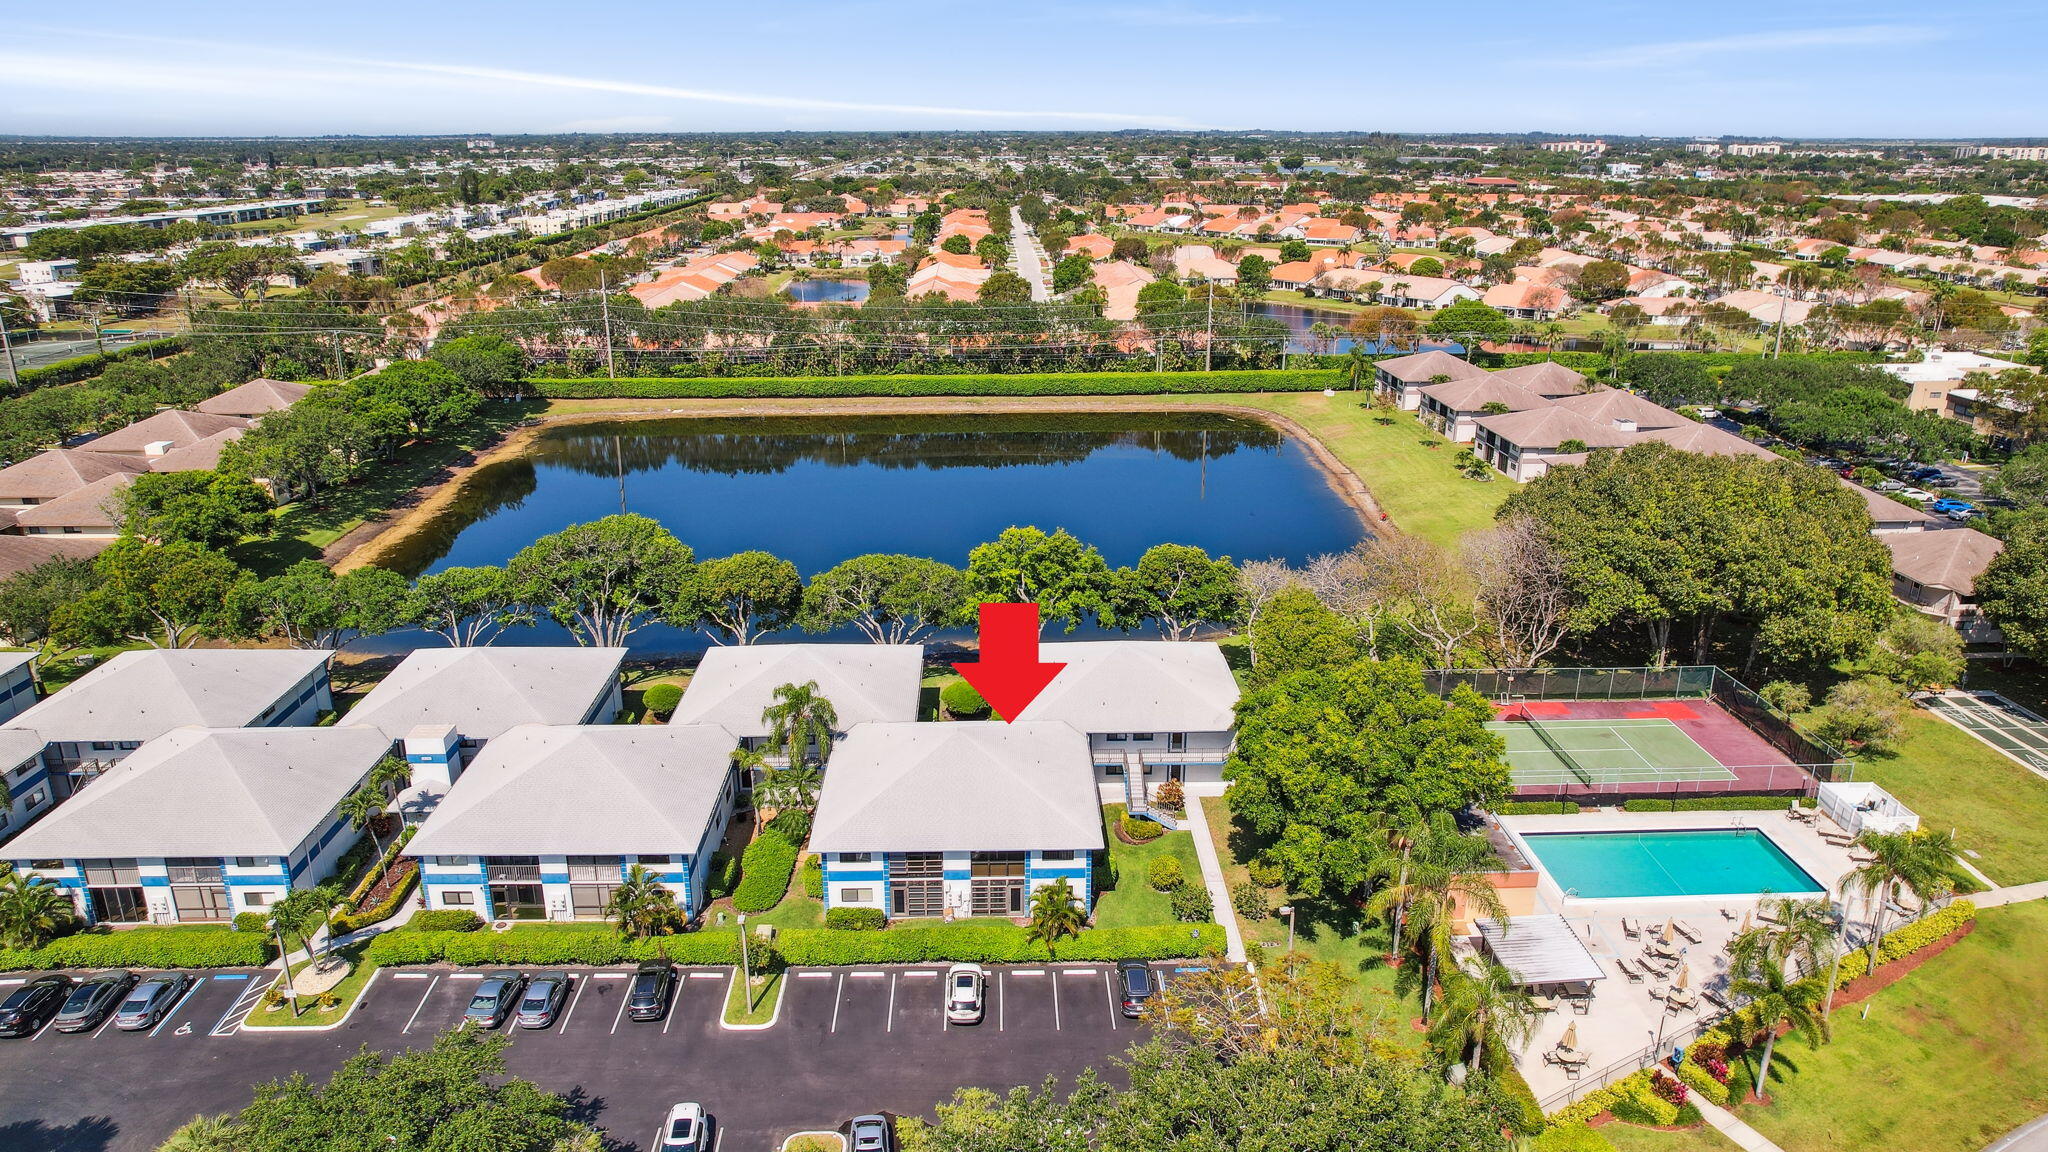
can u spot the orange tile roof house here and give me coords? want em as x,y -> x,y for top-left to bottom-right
629,252 -> 760,308
1065,234 -> 1115,259
1090,261 -> 1155,322
935,209 -> 993,245
1482,281 -> 1569,320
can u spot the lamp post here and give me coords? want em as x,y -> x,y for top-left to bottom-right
1280,905 -> 1296,955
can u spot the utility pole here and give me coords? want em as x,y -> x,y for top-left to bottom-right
0,308 -> 17,389
1772,296 -> 1787,359
331,330 -> 345,380
1203,288 -> 1214,372
599,271 -> 617,379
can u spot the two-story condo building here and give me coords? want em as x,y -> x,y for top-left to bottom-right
407,724 -> 740,920
669,644 -> 923,767
340,646 -> 626,818
812,722 -> 1104,919
0,730 -> 52,843
0,651 -> 37,724
6,725 -> 391,924
3,649 -> 333,796
1010,642 -> 1241,786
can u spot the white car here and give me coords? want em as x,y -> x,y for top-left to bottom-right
1875,479 -> 1906,492
661,1102 -> 709,1152
1896,487 -> 1935,502
945,963 -> 986,1025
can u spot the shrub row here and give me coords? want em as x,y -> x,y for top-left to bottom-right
1495,801 -> 1581,815
775,922 -> 1225,966
732,831 -> 800,913
363,925 -> 743,968
801,855 -> 824,900
825,907 -> 886,931
340,825 -> 418,912
1550,1068 -> 1665,1128
0,925 -> 273,971
330,862 -> 419,935
407,909 -> 485,932
10,336 -> 187,393
1676,1059 -> 1729,1106
1619,797 -> 1813,812
532,369 -> 1342,400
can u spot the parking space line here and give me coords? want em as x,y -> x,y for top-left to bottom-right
689,971 -> 724,980
93,1005 -> 124,1039
150,977 -> 205,1037
1062,968 -> 1095,976
997,971 -> 1005,1031
830,973 -> 844,1033
392,972 -> 430,980
1051,970 -> 1061,1031
609,982 -> 631,1035
904,970 -> 938,978
1010,968 -> 1044,976
796,971 -> 833,979
449,973 -> 483,980
886,973 -> 896,1033
849,971 -> 885,979
1104,972 -> 1117,1030
401,975 -> 441,1034
558,975 -> 591,1033
593,972 -> 627,980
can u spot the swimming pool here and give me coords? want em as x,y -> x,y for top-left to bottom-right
1522,829 -> 1826,899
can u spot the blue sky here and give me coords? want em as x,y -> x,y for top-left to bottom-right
3,2 -> 2040,138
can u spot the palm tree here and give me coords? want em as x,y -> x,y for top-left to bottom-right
755,764 -> 823,819
338,785 -> 388,858
761,680 -> 839,769
1727,944 -> 1829,1103
369,754 -> 412,800
606,865 -> 683,938
1845,829 -> 1958,970
0,872 -> 74,949
1365,813 -> 1504,1022
267,887 -> 330,972
1026,878 -> 1086,959
1728,897 -> 1836,980
1429,959 -> 1538,1075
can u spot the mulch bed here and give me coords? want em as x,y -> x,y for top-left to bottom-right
358,855 -> 417,909
1828,919 -> 1976,1009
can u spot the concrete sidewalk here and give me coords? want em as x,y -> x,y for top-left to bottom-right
1179,784 -> 1246,963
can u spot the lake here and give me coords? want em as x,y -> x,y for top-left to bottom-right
1250,302 -> 1468,356
785,278 -> 871,303
370,413 -> 1370,653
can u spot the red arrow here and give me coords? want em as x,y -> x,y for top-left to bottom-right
952,602 -> 1066,723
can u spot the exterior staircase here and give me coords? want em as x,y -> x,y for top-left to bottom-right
1117,753 -> 1181,831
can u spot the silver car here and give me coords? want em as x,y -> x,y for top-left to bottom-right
114,972 -> 192,1031
513,973 -> 569,1029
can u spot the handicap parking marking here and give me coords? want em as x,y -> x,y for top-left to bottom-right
214,973 -> 273,1037
149,977 -> 206,1038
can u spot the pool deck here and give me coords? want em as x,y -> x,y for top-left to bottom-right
1490,809 -> 1869,1107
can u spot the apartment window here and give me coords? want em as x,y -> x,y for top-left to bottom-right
1131,733 -> 1155,742
567,855 -> 617,883
234,857 -> 259,869
1105,733 -> 1129,742
31,860 -> 62,871
166,857 -> 223,885
81,858 -> 139,886
242,891 -> 269,906
26,790 -> 46,808
434,856 -> 471,867
839,887 -> 873,903
838,852 -> 872,864
636,854 -> 669,865
91,741 -> 116,751
1041,850 -> 1077,862
441,891 -> 475,906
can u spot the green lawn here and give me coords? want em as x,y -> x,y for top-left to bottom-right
256,941 -> 375,1028
233,404 -> 537,576
1741,902 -> 2048,1152
1092,804 -> 1202,929
1148,391 -> 1510,545
724,969 -> 783,1025
1848,710 -> 2048,886
1196,793 -> 1416,1038
1599,1123 -> 1740,1152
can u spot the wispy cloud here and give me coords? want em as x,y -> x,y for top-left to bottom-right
4,26 -> 1205,128
1089,4 -> 1277,26
1576,23 -> 1942,69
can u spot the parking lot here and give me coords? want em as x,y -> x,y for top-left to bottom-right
0,961 -> 1181,1152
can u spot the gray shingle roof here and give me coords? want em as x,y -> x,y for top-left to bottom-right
0,728 -> 45,772
195,378 -> 313,418
1011,642 -> 1239,733
1883,528 -> 2003,594
1,726 -> 389,859
670,644 -> 923,738
406,724 -> 736,856
809,722 -> 1105,854
343,646 -> 626,741
4,649 -> 333,744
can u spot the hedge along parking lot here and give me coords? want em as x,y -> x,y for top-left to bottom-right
0,924 -> 273,971
533,368 -> 1346,399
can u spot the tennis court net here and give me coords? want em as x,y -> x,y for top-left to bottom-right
1519,714 -> 1593,786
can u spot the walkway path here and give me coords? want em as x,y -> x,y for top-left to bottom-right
1985,1112 -> 2048,1152
1009,205 -> 1051,302
1179,784 -> 1246,963
1688,1090 -> 1790,1152
1975,879 -> 2048,908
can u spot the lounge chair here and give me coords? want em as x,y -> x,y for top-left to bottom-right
1821,830 -> 1855,846
1645,940 -> 1681,961
1672,920 -> 1703,944
1621,916 -> 1641,939
1530,994 -> 1560,1013
1614,957 -> 1645,983
1756,906 -> 1784,926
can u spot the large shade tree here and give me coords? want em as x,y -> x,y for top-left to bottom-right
964,526 -> 1114,632
798,553 -> 966,643
507,515 -> 696,647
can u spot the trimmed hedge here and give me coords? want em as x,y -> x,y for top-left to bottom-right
1147,856 -> 1185,892
407,909 -> 485,933
0,925 -> 273,971
10,336 -> 187,393
1551,1069 -> 1663,1128
940,678 -> 989,718
705,854 -> 740,900
1621,797 -> 1813,812
532,369 -> 1342,400
1530,1125 -> 1615,1152
1120,815 -> 1165,842
641,683 -> 683,719
801,855 -> 824,900
233,912 -> 268,933
732,830 -> 800,913
363,925 -> 743,968
1677,1059 -> 1730,1106
330,862 -> 417,934
777,922 -> 1225,966
1495,801 -> 1581,815
825,907 -> 886,931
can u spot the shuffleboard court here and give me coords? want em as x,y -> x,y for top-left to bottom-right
1921,692 -> 2048,776
1488,715 -> 1737,788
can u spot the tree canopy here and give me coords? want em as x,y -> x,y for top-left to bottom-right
507,514 -> 696,648
964,526 -> 1114,632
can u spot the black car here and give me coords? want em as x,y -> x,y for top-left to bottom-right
1116,960 -> 1156,1019
627,960 -> 676,1022
0,975 -> 75,1037
53,970 -> 137,1033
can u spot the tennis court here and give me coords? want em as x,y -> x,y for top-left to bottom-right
1489,713 -> 1737,788
1921,691 -> 2048,776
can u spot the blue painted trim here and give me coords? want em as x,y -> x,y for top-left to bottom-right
941,869 -> 970,880
7,767 -> 50,800
540,872 -> 570,884
823,867 -> 886,881
423,872 -> 488,885
139,875 -> 169,887
224,873 -> 289,886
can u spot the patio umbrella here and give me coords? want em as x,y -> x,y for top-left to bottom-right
1561,1021 -> 1579,1049
1661,919 -> 1675,945
1675,962 -> 1691,991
